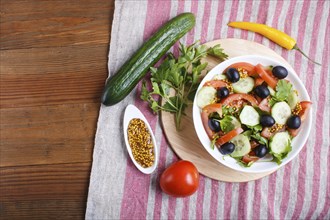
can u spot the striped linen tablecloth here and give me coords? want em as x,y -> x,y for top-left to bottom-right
86,0 -> 329,219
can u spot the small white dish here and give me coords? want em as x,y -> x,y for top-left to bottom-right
123,104 -> 158,174
193,55 -> 312,173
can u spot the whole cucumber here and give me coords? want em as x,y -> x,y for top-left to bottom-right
101,13 -> 195,106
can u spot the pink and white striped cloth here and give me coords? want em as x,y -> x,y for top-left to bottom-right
86,0 -> 329,219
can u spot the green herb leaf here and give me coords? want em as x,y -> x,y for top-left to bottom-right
251,132 -> 269,147
141,41 -> 228,130
220,116 -> 235,133
274,79 -> 293,101
207,44 -> 229,60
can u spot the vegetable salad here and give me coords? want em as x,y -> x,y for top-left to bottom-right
196,62 -> 311,167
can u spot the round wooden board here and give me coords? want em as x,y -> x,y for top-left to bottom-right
161,38 -> 291,182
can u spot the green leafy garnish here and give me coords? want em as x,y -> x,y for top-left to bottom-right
219,116 -> 235,133
234,157 -> 254,167
269,79 -> 293,106
251,133 -> 269,147
141,41 -> 228,130
210,134 -> 219,150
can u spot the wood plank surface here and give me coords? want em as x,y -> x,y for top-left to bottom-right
0,45 -> 108,108
0,0 -> 115,218
0,103 -> 99,167
0,0 -> 112,50
0,163 -> 91,219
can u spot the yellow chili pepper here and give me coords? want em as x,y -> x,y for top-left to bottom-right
228,21 -> 321,65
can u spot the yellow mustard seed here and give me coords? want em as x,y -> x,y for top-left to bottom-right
292,102 -> 302,115
238,68 -> 248,78
269,123 -> 284,133
127,118 -> 155,168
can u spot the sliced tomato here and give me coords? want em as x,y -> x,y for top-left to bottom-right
255,78 -> 265,87
255,64 -> 278,89
221,94 -> 259,107
224,62 -> 258,77
242,154 -> 259,164
288,101 -> 312,137
258,98 -> 271,112
299,101 -> 312,121
216,127 -> 243,146
201,103 -> 222,139
203,80 -> 228,89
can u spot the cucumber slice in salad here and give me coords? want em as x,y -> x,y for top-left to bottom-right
230,134 -> 251,157
239,106 -> 260,126
270,131 -> 291,155
287,92 -> 299,109
212,74 -> 227,80
271,101 -> 291,124
232,76 -> 255,94
196,86 -> 217,108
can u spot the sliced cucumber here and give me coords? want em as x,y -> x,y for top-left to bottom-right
287,91 -> 299,110
270,131 -> 291,155
271,101 -> 291,124
196,86 -> 217,108
268,86 -> 275,96
232,77 -> 255,94
239,106 -> 260,126
230,134 -> 251,157
212,74 -> 227,80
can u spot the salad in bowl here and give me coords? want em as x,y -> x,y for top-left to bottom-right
193,55 -> 312,173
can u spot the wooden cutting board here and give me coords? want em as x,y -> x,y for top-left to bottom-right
161,38 -> 290,182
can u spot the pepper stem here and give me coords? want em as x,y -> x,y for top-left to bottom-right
293,45 -> 321,66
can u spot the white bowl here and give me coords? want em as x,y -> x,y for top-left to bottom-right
192,55 -> 312,173
123,104 -> 158,174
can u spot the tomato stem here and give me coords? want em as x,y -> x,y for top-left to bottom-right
293,45 -> 321,66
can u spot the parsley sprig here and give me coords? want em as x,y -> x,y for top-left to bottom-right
141,41 -> 228,130
269,79 -> 293,106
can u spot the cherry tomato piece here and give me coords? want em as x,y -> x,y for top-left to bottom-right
224,62 -> 258,77
255,64 -> 278,89
160,160 -> 199,197
216,127 -> 244,146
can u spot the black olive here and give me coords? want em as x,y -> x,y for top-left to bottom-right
208,118 -> 221,132
260,115 -> 276,127
272,66 -> 288,79
226,68 -> 240,83
219,142 -> 235,155
286,115 -> 301,129
217,87 -> 230,99
253,144 -> 268,158
254,85 -> 270,99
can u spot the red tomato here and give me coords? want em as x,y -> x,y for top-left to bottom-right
288,101 -> 312,137
221,94 -> 259,107
224,62 -> 258,77
160,160 -> 199,197
255,78 -> 265,86
255,64 -> 278,89
242,154 -> 259,164
201,103 -> 222,139
216,127 -> 244,146
258,98 -> 271,112
204,80 -> 228,89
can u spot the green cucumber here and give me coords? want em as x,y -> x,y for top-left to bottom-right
239,105 -> 260,126
196,86 -> 217,108
270,131 -> 291,155
287,92 -> 299,109
230,134 -> 251,157
232,77 -> 255,94
101,13 -> 196,106
271,101 -> 291,124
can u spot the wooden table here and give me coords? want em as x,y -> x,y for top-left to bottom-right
0,0 -> 114,218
